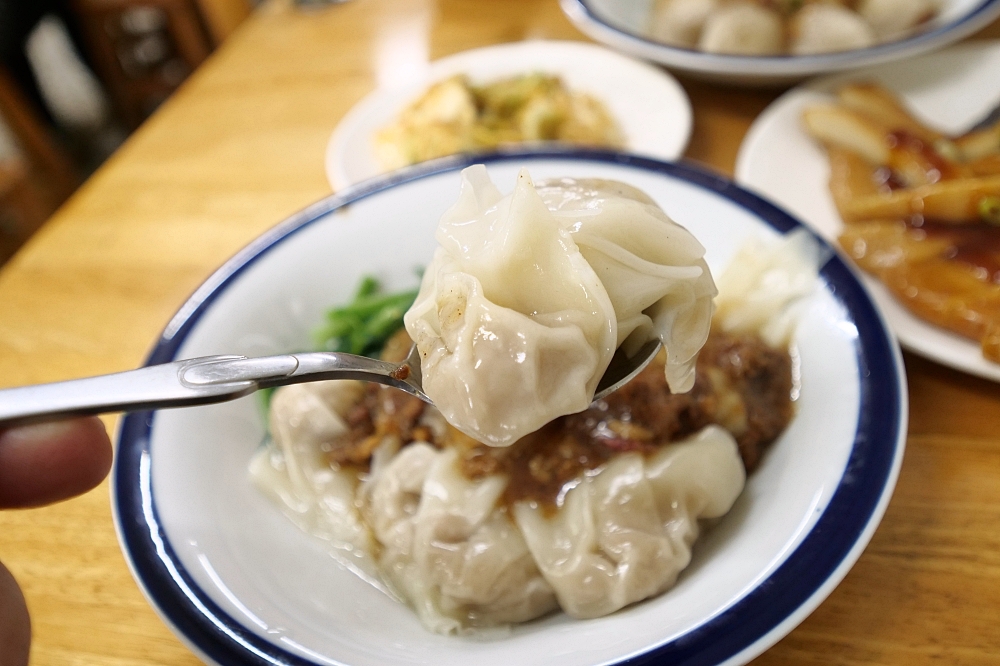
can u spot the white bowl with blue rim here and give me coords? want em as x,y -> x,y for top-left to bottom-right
559,0 -> 1000,86
112,151 -> 908,666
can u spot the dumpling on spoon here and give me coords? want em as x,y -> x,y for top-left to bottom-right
404,166 -> 717,447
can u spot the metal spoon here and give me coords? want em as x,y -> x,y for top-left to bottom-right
0,339 -> 661,426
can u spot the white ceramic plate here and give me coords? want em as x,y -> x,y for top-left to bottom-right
113,152 -> 906,666
324,40 -> 692,191
735,40 -> 1000,382
560,0 -> 1000,86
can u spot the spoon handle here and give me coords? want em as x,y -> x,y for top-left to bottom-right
0,352 -> 426,426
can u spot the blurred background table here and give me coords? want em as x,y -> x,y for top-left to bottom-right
1,0 -> 999,663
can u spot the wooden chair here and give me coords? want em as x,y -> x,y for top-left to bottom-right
0,0 -> 252,264
0,66 -> 80,264
0,159 -> 56,264
0,67 -> 79,204
195,0 -> 252,45
71,0 -> 251,129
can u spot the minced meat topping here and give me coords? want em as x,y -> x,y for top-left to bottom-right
325,328 -> 794,509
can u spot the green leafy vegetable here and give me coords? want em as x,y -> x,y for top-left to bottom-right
980,195 -> 1000,225
257,386 -> 278,416
313,277 -> 419,356
257,276 -> 418,420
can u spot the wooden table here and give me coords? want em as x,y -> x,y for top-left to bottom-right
1,1 -> 999,663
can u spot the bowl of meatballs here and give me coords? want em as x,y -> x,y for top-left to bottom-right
560,0 -> 1000,85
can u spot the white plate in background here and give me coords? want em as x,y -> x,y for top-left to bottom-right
735,40 -> 1000,382
324,40 -> 692,191
114,152 -> 906,666
560,0 -> 1000,86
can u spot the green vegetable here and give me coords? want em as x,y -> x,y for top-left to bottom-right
980,196 -> 1000,225
313,277 -> 419,356
258,276 -> 419,421
257,386 -> 277,416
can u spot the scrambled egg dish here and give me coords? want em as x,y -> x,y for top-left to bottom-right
374,74 -> 624,169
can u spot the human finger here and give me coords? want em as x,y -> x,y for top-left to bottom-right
0,417 -> 113,509
0,559 -> 29,666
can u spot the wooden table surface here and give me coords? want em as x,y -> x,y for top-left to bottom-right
2,1 -> 999,663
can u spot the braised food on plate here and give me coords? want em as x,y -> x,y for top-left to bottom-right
251,167 -> 822,633
801,82 -> 1000,362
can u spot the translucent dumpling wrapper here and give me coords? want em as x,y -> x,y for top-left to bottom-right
787,3 -> 876,55
404,166 -> 717,447
358,425 -> 744,631
513,425 -> 745,619
252,218 -> 818,635
249,380 -> 380,580
649,0 -> 719,48
360,444 -> 559,632
252,379 -> 749,633
697,2 -> 784,56
857,0 -> 937,41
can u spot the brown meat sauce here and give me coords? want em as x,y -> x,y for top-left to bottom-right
326,329 -> 794,510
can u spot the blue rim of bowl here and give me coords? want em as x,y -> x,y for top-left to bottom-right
112,150 -> 906,666
562,0 -> 1000,76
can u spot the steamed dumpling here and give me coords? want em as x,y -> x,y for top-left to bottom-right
360,444 -> 558,632
404,165 -> 716,447
649,0 -> 719,48
513,426 -> 745,619
249,380 -> 377,575
359,425 -> 745,630
251,221 -> 816,635
534,177 -> 716,373
856,0 -> 936,41
788,4 -> 876,55
698,2 -> 784,55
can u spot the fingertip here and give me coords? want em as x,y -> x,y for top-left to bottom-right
0,561 -> 29,666
0,417 -> 113,508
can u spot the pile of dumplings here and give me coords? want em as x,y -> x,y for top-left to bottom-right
405,167 -> 717,447
252,168 -> 822,634
649,0 -> 939,56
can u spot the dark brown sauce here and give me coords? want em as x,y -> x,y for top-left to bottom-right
460,330 -> 794,512
911,217 -> 1000,284
461,422 -> 621,512
887,130 -> 963,184
326,330 -> 794,513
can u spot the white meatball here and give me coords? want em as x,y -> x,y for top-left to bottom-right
698,2 -> 784,56
788,4 -> 876,55
649,0 -> 719,48
856,0 -> 937,42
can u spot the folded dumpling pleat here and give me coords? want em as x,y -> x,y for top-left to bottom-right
249,380 -> 377,575
536,177 -> 717,391
512,425 -> 745,619
361,444 -> 558,633
405,166 -> 717,446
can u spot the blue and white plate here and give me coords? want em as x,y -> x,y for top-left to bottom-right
112,152 -> 907,666
560,0 -> 1000,85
